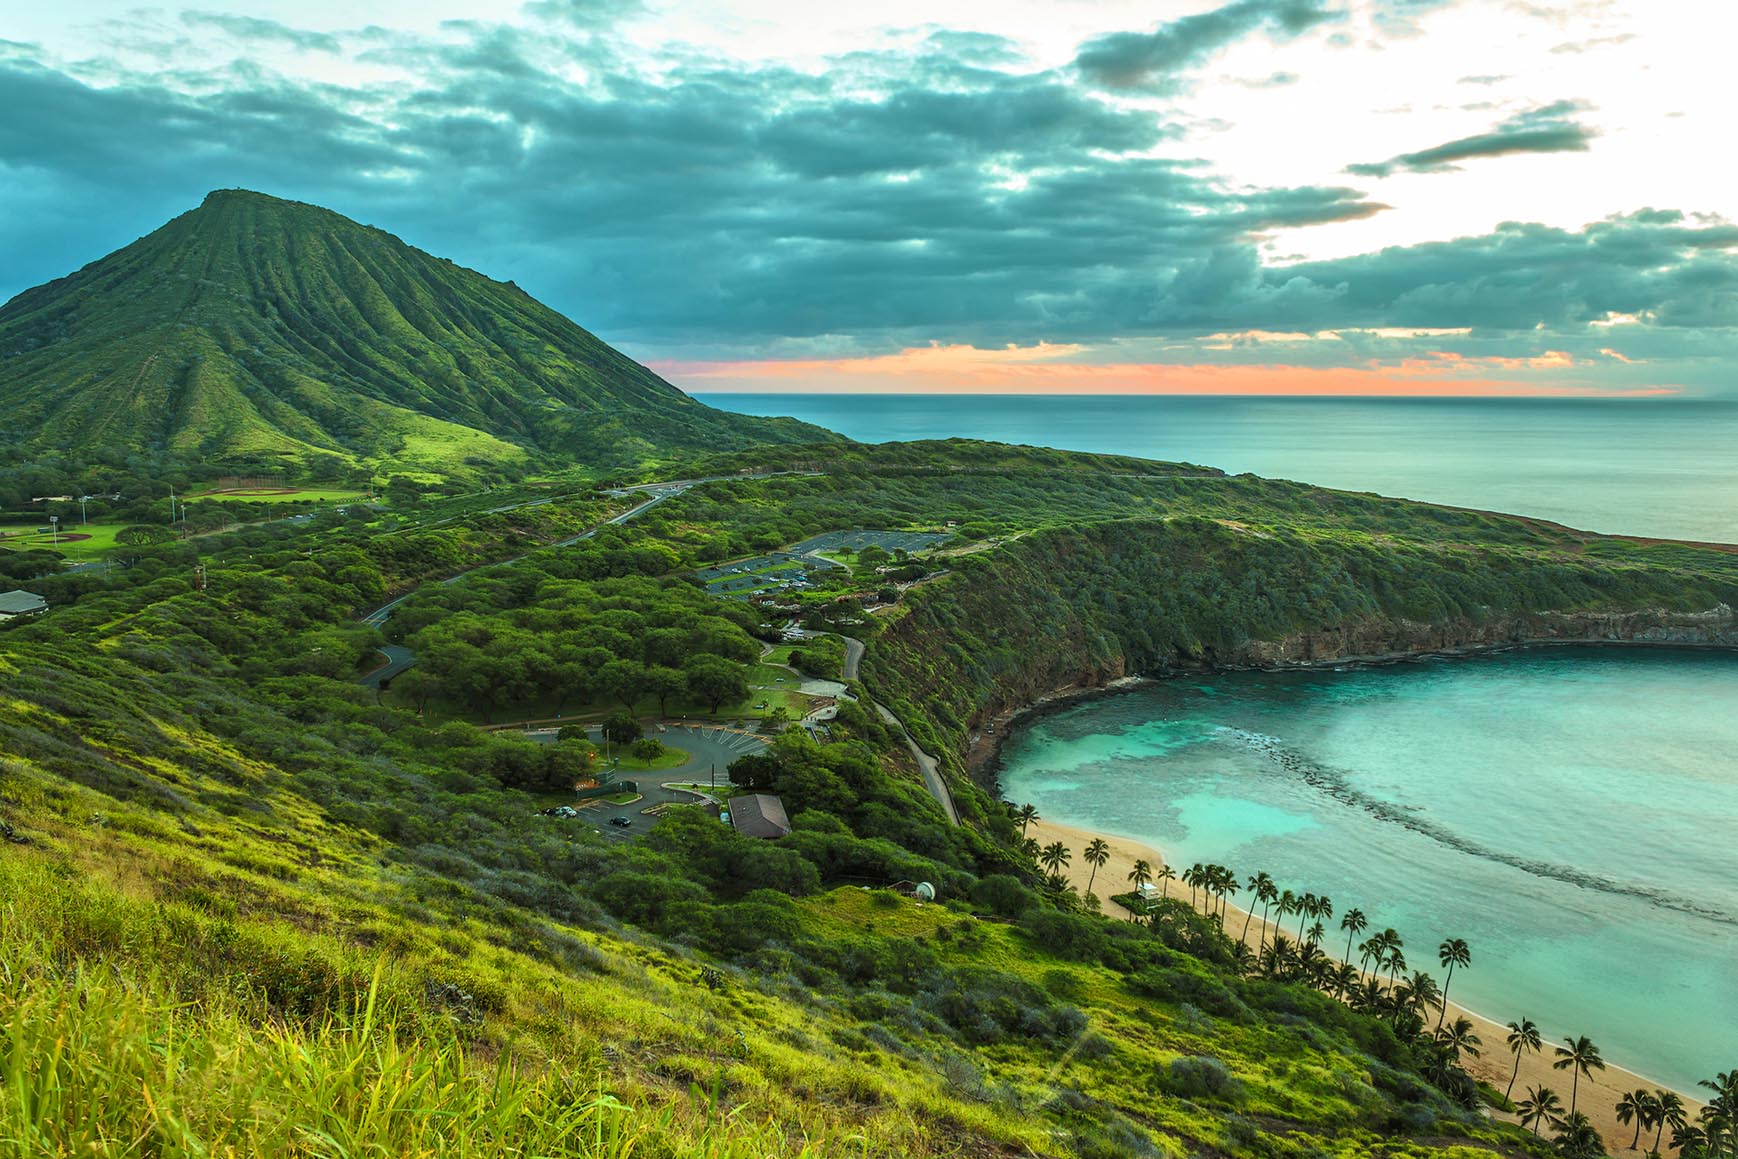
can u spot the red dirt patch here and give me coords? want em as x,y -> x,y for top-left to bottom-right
1,531 -> 92,544
192,487 -> 301,497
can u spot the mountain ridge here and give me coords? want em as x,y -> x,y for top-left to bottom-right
0,189 -> 838,480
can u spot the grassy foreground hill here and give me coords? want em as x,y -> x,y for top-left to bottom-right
5,442 -> 1735,1156
0,190 -> 834,482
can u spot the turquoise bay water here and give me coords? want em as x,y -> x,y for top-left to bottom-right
997,648 -> 1738,1091
698,395 -> 1738,543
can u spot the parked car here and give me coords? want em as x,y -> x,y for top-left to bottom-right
609,815 -> 632,827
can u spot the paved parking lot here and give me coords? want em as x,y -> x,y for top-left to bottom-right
525,722 -> 769,842
696,531 -> 949,600
787,530 -> 951,555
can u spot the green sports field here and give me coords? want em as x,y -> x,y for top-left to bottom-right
190,486 -> 372,504
0,521 -> 126,560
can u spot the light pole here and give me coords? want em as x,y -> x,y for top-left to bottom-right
49,515 -> 59,546
79,495 -> 89,526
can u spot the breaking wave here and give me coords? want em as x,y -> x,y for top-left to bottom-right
1215,726 -> 1733,927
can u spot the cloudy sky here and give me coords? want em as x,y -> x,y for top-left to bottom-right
4,0 -> 1737,395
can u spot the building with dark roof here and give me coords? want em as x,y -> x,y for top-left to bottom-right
0,590 -> 47,620
726,793 -> 791,839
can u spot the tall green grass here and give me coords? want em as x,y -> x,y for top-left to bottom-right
0,860 -> 850,1158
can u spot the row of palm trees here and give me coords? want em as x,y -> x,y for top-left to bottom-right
1010,811 -> 1735,1158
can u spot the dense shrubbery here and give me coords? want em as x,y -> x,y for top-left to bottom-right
8,440 -> 1735,1158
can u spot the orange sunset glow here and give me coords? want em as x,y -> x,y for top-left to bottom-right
654,343 -> 1676,397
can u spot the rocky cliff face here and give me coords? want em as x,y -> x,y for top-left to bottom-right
1224,603 -> 1738,667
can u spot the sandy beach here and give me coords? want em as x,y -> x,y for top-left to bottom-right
1026,816 -> 1704,1152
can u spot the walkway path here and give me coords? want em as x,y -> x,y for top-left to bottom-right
873,702 -> 959,826
836,633 -> 958,826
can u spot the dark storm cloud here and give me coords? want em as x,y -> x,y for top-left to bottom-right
1,12 -> 1735,377
1074,0 -> 1341,92
1256,211 -> 1738,332
180,12 -> 341,53
1346,100 -> 1596,177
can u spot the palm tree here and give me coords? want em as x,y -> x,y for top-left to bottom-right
1296,891 -> 1317,941
1384,946 -> 1407,989
1504,1018 -> 1543,1101
1183,863 -> 1202,909
1020,837 -> 1041,862
1435,1015 -> 1482,1061
1155,864 -> 1177,900
1313,895 -> 1333,938
1262,933 -> 1297,980
1353,978 -> 1386,1013
1553,1035 -> 1606,1115
1669,1123 -> 1706,1157
1435,937 -> 1471,1032
1242,872 -> 1273,943
1254,876 -> 1279,951
1340,907 -> 1367,965
1126,858 -> 1152,898
1518,1086 -> 1566,1137
1616,1089 -> 1654,1151
1653,1090 -> 1687,1153
1275,889 -> 1298,941
1369,928 -> 1404,987
1126,861 -> 1154,924
1215,866 -> 1239,924
1082,838 -> 1111,896
1699,1071 -> 1737,1159
1016,803 -> 1039,835
1307,920 -> 1325,948
1039,841 -> 1071,883
1331,962 -> 1360,1000
1400,970 -> 1441,1022
1555,1111 -> 1602,1158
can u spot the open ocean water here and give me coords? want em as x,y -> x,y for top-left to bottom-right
999,648 -> 1738,1092
698,395 -> 1738,543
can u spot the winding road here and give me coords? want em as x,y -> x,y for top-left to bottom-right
839,635 -> 959,827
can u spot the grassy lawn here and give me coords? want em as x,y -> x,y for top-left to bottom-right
604,746 -> 690,772
191,487 -> 372,504
0,521 -> 127,561
747,661 -> 802,686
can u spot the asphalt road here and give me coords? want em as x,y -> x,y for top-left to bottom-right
358,644 -> 416,689
840,635 -> 865,680
833,633 -> 958,827
874,702 -> 960,826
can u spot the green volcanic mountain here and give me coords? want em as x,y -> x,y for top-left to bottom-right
0,190 -> 834,479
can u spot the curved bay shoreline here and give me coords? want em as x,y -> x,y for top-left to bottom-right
967,637 -> 1736,1145
966,632 -> 1738,786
